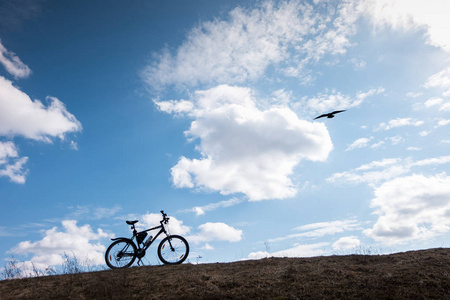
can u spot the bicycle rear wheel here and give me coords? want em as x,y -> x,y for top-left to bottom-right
157,235 -> 189,264
105,239 -> 137,269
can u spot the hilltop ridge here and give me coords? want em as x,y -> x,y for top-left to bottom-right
1,248 -> 449,299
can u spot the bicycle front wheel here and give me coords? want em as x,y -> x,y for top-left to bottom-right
157,235 -> 189,264
105,239 -> 137,269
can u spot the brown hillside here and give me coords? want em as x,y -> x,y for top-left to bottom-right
1,248 -> 449,299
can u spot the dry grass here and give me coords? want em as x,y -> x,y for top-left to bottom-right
1,248 -> 449,299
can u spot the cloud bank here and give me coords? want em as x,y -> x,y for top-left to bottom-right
11,220 -> 110,270
143,0 -> 365,90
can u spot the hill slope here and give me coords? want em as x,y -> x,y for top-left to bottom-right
1,248 -> 449,299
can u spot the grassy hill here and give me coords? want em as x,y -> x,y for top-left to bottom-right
1,248 -> 449,299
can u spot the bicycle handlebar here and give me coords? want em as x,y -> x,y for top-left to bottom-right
160,210 -> 169,224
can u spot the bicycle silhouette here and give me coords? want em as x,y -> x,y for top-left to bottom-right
105,210 -> 189,268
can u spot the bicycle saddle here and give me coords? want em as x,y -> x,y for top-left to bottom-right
126,220 -> 138,225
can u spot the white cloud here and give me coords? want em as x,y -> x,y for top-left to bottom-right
139,213 -> 190,236
69,205 -> 122,220
305,87 -> 384,115
411,156 -> 450,167
69,140 -> 79,151
425,67 -> 450,89
0,77 -> 81,184
407,147 -> 422,151
154,99 -> 194,115
388,135 -> 404,145
406,92 -> 423,98
0,141 -> 28,183
11,220 -> 110,269
293,219 -> 360,237
332,236 -> 361,250
0,40 -> 31,79
0,140 -> 17,162
346,137 -> 373,151
328,158 -> 407,186
328,156 -> 450,186
365,0 -> 450,52
364,173 -> 450,245
424,67 -> 450,107
142,0 -> 366,89
161,85 -> 332,201
246,251 -> 270,260
370,141 -> 385,148
437,119 -> 450,127
247,242 -> 329,259
349,57 -> 366,70
0,156 -> 28,184
202,243 -> 214,250
423,97 -> 450,112
0,77 -> 82,141
268,219 -> 360,243
419,130 -> 431,137
424,97 -> 443,108
189,222 -> 243,243
190,197 -> 243,216
377,118 -> 424,130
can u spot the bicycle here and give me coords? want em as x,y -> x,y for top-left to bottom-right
105,210 -> 189,269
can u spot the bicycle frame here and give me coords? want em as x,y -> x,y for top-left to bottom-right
132,221 -> 168,251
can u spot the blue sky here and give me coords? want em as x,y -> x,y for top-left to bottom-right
1,0 -> 450,273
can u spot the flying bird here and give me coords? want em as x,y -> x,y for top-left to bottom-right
313,110 -> 346,120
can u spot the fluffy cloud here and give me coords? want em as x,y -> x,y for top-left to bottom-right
332,236 -> 361,251
157,85 -> 333,200
424,97 -> 444,108
188,222 -> 243,243
138,213 -> 242,244
0,77 -> 81,141
11,220 -> 110,269
364,174 -> 450,245
422,95 -> 450,112
139,213 -> 190,236
365,0 -> 450,52
376,118 -> 424,131
0,40 -> 31,79
143,0 -> 366,89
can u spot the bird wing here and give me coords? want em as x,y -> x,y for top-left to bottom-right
331,110 -> 346,114
313,114 -> 328,120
